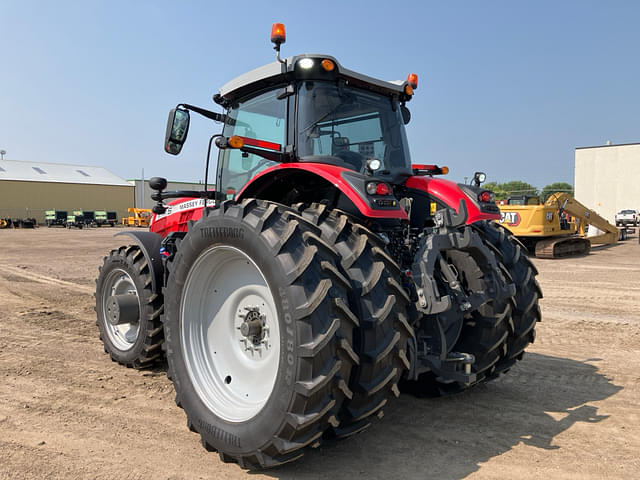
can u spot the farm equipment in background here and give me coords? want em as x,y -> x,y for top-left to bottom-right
498,192 -> 626,258
121,208 -> 151,227
20,218 -> 37,228
45,210 -> 68,227
95,24 -> 541,469
94,211 -> 108,226
106,211 -> 118,226
66,210 -> 85,229
95,211 -> 118,227
82,211 -> 96,228
3,218 -> 37,228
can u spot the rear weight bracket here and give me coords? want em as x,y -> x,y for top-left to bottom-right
407,201 -> 515,383
412,201 -> 514,316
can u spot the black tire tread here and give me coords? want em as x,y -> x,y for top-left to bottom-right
296,203 -> 413,436
95,245 -> 164,368
162,199 -> 358,469
474,221 -> 542,374
444,249 -> 512,381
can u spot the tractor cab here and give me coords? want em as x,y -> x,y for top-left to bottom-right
215,60 -> 415,200
156,23 -> 498,229
161,23 -> 417,216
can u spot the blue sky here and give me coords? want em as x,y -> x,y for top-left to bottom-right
1,0 -> 638,187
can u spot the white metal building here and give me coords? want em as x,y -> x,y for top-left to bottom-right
574,142 -> 640,223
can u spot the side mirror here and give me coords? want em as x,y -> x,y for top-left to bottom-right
472,171 -> 486,187
149,177 -> 167,191
401,105 -> 411,125
164,108 -> 190,155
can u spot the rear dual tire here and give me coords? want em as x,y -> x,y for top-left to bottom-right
298,203 -> 413,436
162,200 -> 358,468
474,221 -> 542,374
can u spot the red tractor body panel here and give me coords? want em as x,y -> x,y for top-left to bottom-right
150,198 -> 211,237
237,163 -> 409,220
405,176 -> 501,224
149,168 -> 499,239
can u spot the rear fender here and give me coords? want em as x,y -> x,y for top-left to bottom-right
404,176 -> 500,225
115,231 -> 164,293
237,163 -> 408,220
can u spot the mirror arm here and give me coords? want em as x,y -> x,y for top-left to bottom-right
240,145 -> 287,163
179,103 -> 226,123
151,190 -> 217,201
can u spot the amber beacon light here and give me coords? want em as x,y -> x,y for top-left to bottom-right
271,23 -> 286,45
407,73 -> 418,89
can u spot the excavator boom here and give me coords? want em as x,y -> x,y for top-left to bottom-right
545,193 -> 620,245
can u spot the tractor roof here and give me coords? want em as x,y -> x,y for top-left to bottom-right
218,54 -> 408,104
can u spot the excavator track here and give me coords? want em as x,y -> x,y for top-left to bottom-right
534,236 -> 591,258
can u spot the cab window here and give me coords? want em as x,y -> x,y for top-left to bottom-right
217,89 -> 286,199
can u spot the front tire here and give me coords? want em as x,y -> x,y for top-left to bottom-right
95,245 -> 164,368
162,200 -> 358,469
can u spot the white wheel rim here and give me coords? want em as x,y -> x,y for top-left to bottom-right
102,268 -> 140,351
181,245 -> 281,422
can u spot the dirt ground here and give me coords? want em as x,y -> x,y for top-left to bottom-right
0,227 -> 638,480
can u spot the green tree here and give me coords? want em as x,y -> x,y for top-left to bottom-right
483,181 -> 509,200
541,182 -> 573,201
500,180 -> 538,197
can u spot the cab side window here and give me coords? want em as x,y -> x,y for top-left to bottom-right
217,90 -> 286,198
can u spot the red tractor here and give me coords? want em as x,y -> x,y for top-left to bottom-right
95,24 -> 541,469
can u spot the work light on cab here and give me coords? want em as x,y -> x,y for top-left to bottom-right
366,158 -> 382,171
298,58 -> 314,69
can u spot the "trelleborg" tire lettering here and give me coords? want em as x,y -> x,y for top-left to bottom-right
200,227 -> 244,239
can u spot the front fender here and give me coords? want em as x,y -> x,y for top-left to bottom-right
115,231 -> 164,293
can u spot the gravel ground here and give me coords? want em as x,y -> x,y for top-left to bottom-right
0,227 -> 638,479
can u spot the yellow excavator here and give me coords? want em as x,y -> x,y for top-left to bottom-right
497,192 -> 626,258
